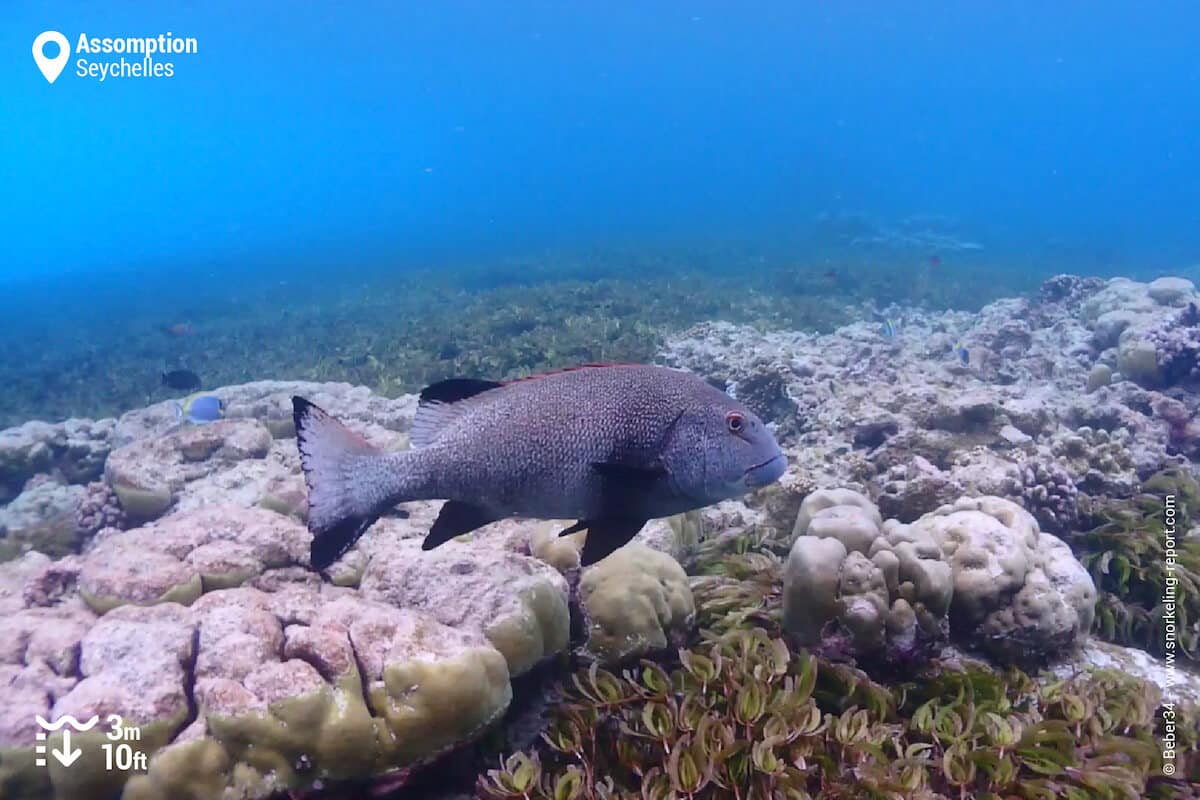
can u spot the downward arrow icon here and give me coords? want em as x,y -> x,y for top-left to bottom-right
52,729 -> 82,767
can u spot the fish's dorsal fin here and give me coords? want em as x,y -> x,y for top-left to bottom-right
419,378 -> 504,404
412,378 -> 503,448
503,362 -> 644,386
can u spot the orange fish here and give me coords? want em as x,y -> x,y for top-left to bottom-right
163,322 -> 194,337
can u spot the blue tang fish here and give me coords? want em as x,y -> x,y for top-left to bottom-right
954,341 -> 970,366
175,394 -> 225,424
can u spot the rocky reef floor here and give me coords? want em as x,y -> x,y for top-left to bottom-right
0,274 -> 1198,798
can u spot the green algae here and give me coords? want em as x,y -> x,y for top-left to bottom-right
480,523 -> 1199,799
1079,468 -> 1200,661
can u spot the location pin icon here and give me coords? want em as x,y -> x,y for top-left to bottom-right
32,31 -> 70,84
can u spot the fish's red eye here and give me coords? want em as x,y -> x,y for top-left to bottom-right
726,412 -> 745,433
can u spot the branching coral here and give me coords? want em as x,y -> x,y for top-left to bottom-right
1143,303 -> 1200,388
1039,274 -> 1106,307
1050,425 -> 1138,497
77,479 -> 126,539
1017,459 -> 1081,535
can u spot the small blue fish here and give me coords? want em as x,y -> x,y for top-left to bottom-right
175,394 -> 225,424
880,318 -> 899,340
954,341 -> 970,366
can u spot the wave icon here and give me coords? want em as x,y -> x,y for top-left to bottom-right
35,715 -> 99,732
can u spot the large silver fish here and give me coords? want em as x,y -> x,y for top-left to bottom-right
293,363 -> 786,570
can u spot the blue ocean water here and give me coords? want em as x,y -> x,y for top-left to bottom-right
1,1 -> 1198,421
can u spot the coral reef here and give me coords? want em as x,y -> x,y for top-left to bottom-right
784,489 -> 1094,670
784,489 -> 951,665
359,538 -> 571,677
1014,458 -> 1080,535
2,271 -> 1199,797
481,532 -> 1197,800
0,480 -> 87,561
0,526 -> 523,799
904,496 -> 1096,665
1082,276 -> 1200,389
1142,302 -> 1200,387
576,543 -> 695,665
0,381 -> 764,799
1038,273 -> 1106,305
0,419 -> 112,503
76,480 -> 125,540
662,275 -> 1196,554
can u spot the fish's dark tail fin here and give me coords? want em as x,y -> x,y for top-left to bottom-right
293,396 -> 393,571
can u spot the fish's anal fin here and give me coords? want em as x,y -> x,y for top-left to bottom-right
556,520 -> 588,537
579,518 -> 647,566
422,501 -> 499,550
412,379 -> 504,448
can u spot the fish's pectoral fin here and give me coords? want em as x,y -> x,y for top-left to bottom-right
422,500 -> 499,550
579,518 -> 647,566
590,460 -> 668,487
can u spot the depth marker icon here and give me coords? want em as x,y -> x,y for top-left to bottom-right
33,714 -> 97,768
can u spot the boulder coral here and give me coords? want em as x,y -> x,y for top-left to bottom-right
0,559 -> 517,800
577,543 -> 695,664
359,538 -> 570,678
105,419 -> 274,524
784,489 -> 951,660
905,495 -> 1096,663
0,481 -> 88,561
1082,276 -> 1200,389
785,489 -> 1096,667
0,296 -> 1192,798
0,418 -> 113,505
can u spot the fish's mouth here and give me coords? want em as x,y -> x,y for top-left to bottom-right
744,453 -> 786,487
